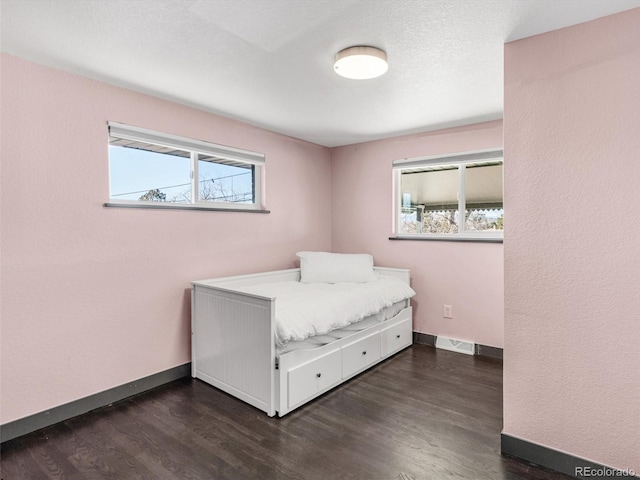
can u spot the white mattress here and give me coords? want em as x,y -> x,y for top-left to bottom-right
234,274 -> 416,352
277,301 -> 406,355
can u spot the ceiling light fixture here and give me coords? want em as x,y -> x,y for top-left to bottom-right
334,46 -> 388,80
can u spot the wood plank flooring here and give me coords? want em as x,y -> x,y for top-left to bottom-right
1,345 -> 571,479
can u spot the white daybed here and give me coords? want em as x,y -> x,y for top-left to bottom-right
191,254 -> 414,417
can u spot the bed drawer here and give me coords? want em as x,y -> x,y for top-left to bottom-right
380,316 -> 412,357
288,349 -> 342,409
342,332 -> 381,378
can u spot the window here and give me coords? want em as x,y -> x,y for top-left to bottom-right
107,122 -> 265,211
393,150 -> 503,241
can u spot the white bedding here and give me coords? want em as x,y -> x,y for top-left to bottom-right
277,302 -> 406,355
235,275 -> 416,350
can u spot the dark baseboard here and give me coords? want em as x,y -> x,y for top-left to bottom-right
413,332 -> 436,347
413,332 -> 503,360
1,363 -> 191,443
501,434 -> 639,479
475,343 -> 503,360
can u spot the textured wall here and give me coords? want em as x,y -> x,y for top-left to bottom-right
503,8 -> 640,471
0,54 -> 332,424
331,121 -> 504,348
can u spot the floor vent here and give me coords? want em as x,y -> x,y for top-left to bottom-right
435,336 -> 475,355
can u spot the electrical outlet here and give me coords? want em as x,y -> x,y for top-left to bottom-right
443,304 -> 453,319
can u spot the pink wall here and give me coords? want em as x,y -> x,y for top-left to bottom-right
0,54 -> 332,424
503,8 -> 640,472
331,121 -> 504,348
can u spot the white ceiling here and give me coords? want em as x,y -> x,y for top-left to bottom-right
2,0 -> 639,147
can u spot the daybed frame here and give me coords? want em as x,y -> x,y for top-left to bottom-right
191,267 -> 413,417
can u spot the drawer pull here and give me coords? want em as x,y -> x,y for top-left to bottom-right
316,373 -> 322,378
396,334 -> 401,339
362,351 -> 367,355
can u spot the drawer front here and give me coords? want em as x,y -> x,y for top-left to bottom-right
380,317 -> 412,357
342,332 -> 381,379
288,349 -> 341,409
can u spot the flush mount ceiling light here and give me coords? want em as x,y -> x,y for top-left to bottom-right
334,46 -> 388,80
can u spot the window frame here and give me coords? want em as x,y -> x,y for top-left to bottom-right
106,122 -> 266,212
392,149 -> 504,242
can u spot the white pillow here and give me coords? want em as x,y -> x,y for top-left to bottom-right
296,251 -> 377,284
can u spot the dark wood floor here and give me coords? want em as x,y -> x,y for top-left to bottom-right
1,345 -> 571,480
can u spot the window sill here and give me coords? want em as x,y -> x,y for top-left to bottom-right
389,235 -> 503,244
104,202 -> 270,214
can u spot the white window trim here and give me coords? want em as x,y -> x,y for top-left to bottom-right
106,122 -> 266,212
392,149 -> 503,242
